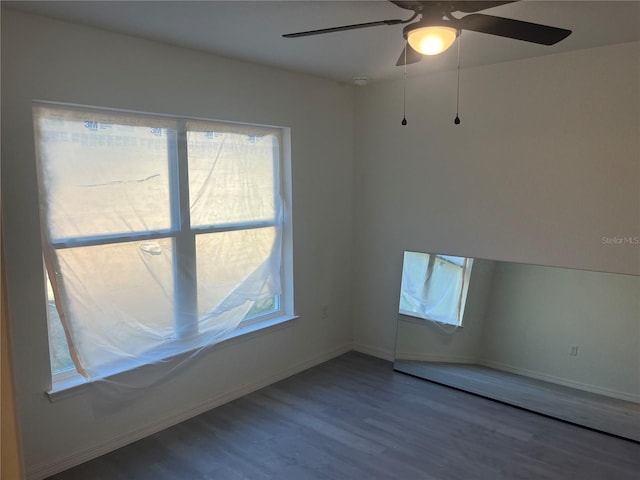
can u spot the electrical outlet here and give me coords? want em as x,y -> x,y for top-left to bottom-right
570,345 -> 579,356
321,305 -> 329,319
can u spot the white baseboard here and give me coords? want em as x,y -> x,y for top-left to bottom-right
26,342 -> 353,480
351,342 -> 394,361
479,359 -> 640,404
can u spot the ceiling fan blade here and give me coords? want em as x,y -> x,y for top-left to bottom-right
283,19 -> 405,38
452,1 -> 517,13
461,13 -> 571,45
396,43 -> 423,66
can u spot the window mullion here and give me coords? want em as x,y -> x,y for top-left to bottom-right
172,121 -> 198,338
50,230 -> 176,250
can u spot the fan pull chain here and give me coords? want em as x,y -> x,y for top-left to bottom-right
454,30 -> 462,125
402,43 -> 407,126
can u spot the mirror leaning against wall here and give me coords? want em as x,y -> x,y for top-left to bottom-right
394,251 -> 640,442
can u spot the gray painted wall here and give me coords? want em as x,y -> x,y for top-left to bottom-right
352,41 -> 640,359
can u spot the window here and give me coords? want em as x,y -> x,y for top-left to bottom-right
399,252 -> 473,326
34,104 -> 290,381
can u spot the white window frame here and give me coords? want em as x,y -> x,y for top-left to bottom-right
36,103 -> 295,393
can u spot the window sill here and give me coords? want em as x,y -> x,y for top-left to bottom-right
398,311 -> 463,329
46,314 -> 298,402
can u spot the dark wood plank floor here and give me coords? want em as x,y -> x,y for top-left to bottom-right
394,360 -> 640,442
48,352 -> 640,479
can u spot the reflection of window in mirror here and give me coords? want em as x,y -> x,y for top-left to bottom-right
399,252 -> 473,326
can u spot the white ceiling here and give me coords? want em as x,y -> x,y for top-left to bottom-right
5,1 -> 640,84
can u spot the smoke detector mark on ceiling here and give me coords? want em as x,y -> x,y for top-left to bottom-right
352,76 -> 369,87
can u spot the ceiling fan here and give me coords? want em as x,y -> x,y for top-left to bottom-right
283,1 -> 572,66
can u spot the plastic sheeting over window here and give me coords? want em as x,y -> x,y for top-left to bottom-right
33,104 -> 284,381
399,252 -> 473,327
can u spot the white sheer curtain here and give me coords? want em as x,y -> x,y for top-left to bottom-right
399,252 -> 473,327
34,104 -> 282,381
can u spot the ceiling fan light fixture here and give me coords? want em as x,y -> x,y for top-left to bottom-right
405,24 -> 458,55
